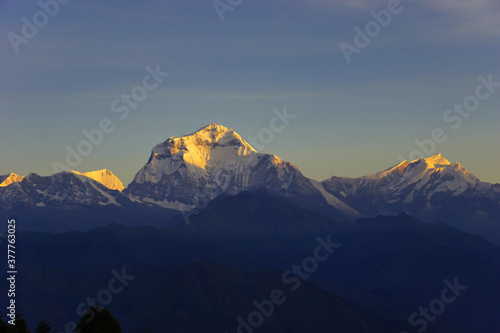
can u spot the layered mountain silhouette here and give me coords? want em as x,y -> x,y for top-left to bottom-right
2,124 -> 499,332
1,123 -> 499,243
72,169 -> 125,191
6,191 -> 498,333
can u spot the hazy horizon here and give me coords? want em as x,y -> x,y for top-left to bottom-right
1,121 -> 496,188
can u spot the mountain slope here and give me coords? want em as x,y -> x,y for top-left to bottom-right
0,173 -> 24,187
0,171 -> 179,232
0,172 -> 127,209
72,169 -> 125,191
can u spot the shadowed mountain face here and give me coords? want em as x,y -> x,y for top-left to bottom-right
7,191 -> 500,333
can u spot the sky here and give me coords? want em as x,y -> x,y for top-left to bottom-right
0,0 -> 499,186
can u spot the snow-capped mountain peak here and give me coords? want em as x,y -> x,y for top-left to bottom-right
362,161 -> 410,181
0,173 -> 24,187
363,153 -> 452,181
361,154 -> 472,187
72,169 -> 125,191
400,154 -> 478,189
133,123 -> 259,185
0,171 -> 123,209
321,153 -> 492,223
168,123 -> 257,155
125,124 -> 350,220
413,153 -> 450,166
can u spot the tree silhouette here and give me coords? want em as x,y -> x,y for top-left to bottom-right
12,311 -> 30,333
76,306 -> 121,333
0,311 -> 31,333
34,321 -> 52,333
0,315 -> 10,333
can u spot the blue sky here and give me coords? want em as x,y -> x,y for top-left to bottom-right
1,0 -> 499,185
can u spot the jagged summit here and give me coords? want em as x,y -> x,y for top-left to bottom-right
362,161 -> 410,180
167,123 -> 258,153
324,154 -> 452,182
396,153 -> 476,186
363,154 -> 458,181
175,123 -> 232,137
0,170 -> 125,192
321,151 -> 494,226
133,124 -> 260,186
0,173 -> 24,187
334,153 -> 478,194
0,171 -> 126,209
418,153 -> 451,166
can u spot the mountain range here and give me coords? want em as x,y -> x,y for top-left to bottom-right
2,123 -> 500,332
1,123 -> 498,243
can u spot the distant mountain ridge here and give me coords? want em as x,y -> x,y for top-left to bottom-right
0,173 -> 24,187
323,154 -> 485,210
1,124 -> 499,243
0,172 -> 135,209
321,153 -> 500,242
72,169 -> 125,191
